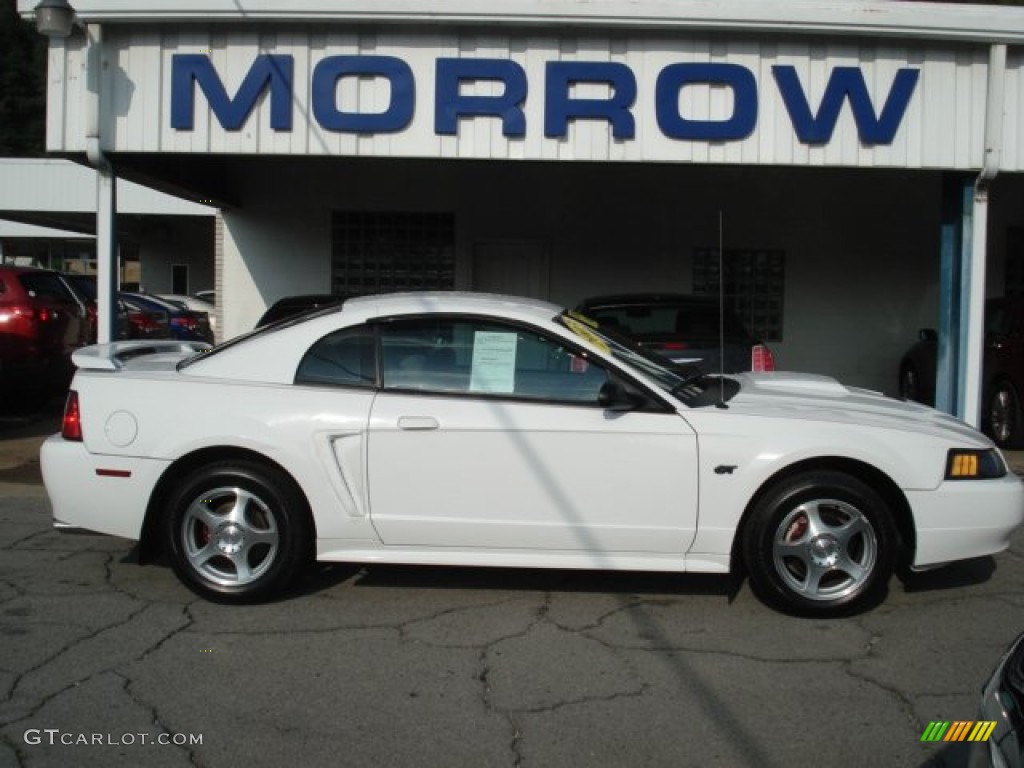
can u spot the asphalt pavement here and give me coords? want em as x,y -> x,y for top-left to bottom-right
0,404 -> 1022,768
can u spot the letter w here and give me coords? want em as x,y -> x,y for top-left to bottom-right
772,65 -> 919,145
171,54 -> 293,131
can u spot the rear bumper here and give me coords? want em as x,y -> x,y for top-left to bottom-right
908,473 -> 1024,567
40,435 -> 170,541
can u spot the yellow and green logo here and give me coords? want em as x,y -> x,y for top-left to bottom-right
921,721 -> 997,743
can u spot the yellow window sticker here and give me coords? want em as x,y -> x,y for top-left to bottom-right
562,315 -> 610,354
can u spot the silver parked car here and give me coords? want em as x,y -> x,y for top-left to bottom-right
971,632 -> 1024,768
159,293 -> 218,333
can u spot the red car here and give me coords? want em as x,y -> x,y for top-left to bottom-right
0,265 -> 90,402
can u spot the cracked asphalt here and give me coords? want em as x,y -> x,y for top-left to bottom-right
0,410 -> 1023,767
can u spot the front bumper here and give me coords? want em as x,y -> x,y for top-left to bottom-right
907,473 -> 1024,567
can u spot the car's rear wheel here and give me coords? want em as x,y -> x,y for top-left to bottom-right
742,471 -> 896,616
163,460 -> 311,602
985,379 -> 1022,449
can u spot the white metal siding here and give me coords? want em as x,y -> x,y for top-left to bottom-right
46,27 -> 1024,171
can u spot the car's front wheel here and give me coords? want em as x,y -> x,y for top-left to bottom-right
742,471 -> 897,616
163,460 -> 311,602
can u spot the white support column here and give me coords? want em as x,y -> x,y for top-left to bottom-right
962,43 -> 1006,428
94,164 -> 117,343
962,191 -> 987,427
84,22 -> 118,343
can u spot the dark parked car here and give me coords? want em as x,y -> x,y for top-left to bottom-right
970,632 -> 1023,768
576,293 -> 775,373
899,298 -> 1024,447
256,294 -> 345,328
63,275 -> 166,341
121,292 -> 213,343
0,265 -> 89,398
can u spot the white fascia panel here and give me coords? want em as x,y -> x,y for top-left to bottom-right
16,0 -> 1024,45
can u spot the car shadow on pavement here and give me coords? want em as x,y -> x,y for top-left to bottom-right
897,556 -> 997,593
295,563 -> 733,600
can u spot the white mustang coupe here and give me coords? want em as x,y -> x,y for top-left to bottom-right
41,292 -> 1024,616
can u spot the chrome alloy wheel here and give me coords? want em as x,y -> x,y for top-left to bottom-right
772,499 -> 878,602
181,486 -> 280,587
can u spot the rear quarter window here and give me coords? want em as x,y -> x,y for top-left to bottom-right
295,326 -> 377,388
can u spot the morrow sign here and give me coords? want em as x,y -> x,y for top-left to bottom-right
170,54 -> 920,145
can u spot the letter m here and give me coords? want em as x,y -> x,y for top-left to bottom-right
773,65 -> 919,145
171,54 -> 293,131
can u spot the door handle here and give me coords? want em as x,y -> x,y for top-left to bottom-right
397,416 -> 440,430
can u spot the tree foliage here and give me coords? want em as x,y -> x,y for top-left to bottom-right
0,3 -> 46,155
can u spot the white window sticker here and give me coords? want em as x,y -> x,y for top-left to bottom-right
470,331 -> 517,393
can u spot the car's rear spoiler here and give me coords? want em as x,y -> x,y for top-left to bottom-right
72,340 -> 213,371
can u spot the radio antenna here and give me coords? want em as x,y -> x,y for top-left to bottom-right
717,210 -> 727,408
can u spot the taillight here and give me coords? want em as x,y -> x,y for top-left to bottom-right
62,391 -> 83,441
752,344 -> 776,372
661,342 -> 688,350
131,312 -> 159,330
0,305 -> 39,334
171,316 -> 198,330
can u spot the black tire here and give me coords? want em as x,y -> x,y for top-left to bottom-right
984,379 -> 1022,449
742,471 -> 897,616
163,460 -> 311,602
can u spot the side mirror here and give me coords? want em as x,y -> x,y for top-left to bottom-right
598,380 -> 645,412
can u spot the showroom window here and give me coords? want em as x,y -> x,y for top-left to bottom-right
379,317 -> 608,403
693,248 -> 785,341
331,211 -> 455,296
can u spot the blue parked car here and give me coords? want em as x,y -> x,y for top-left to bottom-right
120,292 -> 214,344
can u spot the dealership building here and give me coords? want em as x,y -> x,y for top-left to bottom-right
16,0 -> 1024,421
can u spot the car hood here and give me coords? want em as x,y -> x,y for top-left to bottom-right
726,371 -> 987,444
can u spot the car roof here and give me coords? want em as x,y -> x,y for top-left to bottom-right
182,291 -> 567,383
0,265 -> 60,275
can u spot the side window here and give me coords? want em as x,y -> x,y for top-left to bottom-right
380,318 -> 609,403
295,325 -> 377,388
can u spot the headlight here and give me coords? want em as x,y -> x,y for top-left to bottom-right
946,449 -> 1008,480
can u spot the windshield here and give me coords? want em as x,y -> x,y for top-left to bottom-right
557,310 -> 739,406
